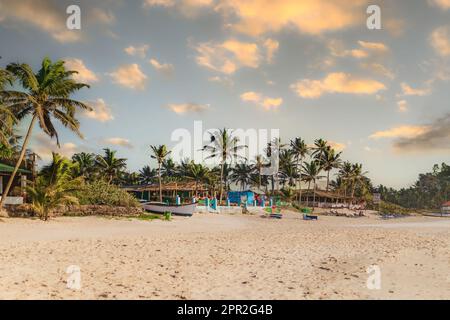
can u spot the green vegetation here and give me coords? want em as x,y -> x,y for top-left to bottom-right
378,201 -> 411,216
75,180 -> 139,207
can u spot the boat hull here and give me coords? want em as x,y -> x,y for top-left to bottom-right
142,202 -> 196,217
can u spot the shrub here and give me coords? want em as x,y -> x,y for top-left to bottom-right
75,180 -> 139,207
378,201 -> 410,215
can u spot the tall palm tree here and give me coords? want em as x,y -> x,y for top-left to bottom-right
139,165 -> 157,184
95,148 -> 127,184
150,145 -> 171,202
265,137 -> 285,194
350,163 -> 368,202
0,57 -> 91,209
202,128 -> 246,202
290,137 -> 309,204
320,148 -> 342,192
302,161 -> 324,207
279,149 -> 297,187
338,161 -> 353,198
0,69 -> 16,148
162,158 -> 177,181
230,162 -> 252,191
252,154 -> 266,190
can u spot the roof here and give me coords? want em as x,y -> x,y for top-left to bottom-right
0,162 -> 31,174
442,201 -> 450,207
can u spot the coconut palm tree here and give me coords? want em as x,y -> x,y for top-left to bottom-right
312,138 -> 329,162
72,152 -> 96,181
139,165 -> 157,184
320,148 -> 342,192
278,149 -> 297,188
186,162 -> 210,196
150,145 -> 171,202
265,137 -> 285,194
202,128 -> 247,202
95,148 -> 127,184
350,163 -> 369,202
338,161 -> 353,198
27,153 -> 82,221
230,162 -> 252,191
302,161 -> 324,207
290,137 -> 309,204
162,158 -> 177,181
0,57 -> 91,209
252,154 -> 266,190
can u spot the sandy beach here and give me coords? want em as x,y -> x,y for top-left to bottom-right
0,212 -> 449,300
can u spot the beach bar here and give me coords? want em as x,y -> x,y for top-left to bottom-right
123,182 -> 209,203
0,162 -> 32,205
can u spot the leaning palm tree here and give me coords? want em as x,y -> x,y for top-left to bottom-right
95,148 -> 127,184
320,148 -> 342,192
202,128 -> 247,202
0,57 -> 91,210
290,137 -> 309,204
150,145 -> 171,202
302,161 -> 324,208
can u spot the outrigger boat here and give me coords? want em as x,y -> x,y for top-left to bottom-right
142,202 -> 197,217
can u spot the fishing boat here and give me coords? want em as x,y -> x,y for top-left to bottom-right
142,202 -> 197,217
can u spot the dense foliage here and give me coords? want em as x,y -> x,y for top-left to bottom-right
75,180 -> 139,207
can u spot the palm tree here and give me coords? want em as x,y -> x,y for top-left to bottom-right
290,137 -> 309,204
230,162 -> 252,191
265,137 -> 285,194
320,148 -> 342,192
338,161 -> 353,198
0,57 -> 91,210
27,153 -> 82,221
312,138 -> 329,162
139,165 -> 157,184
186,162 -> 210,196
350,163 -> 369,202
162,158 -> 177,181
202,128 -> 246,202
95,148 -> 127,184
150,145 -> 171,202
302,161 -> 324,207
72,152 -> 96,181
278,149 -> 297,187
252,155 -> 266,190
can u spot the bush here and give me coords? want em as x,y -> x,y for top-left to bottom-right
75,180 -> 139,207
378,201 -> 410,215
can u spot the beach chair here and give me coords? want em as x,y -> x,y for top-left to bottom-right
303,213 -> 318,221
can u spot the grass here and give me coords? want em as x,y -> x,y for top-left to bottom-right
136,213 -> 163,221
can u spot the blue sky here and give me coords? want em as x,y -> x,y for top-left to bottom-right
0,0 -> 450,188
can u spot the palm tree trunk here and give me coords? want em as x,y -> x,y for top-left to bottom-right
158,162 -> 162,202
306,181 -> 311,207
0,115 -> 37,211
313,181 -> 316,209
298,157 -> 303,206
218,161 -> 224,203
326,170 -> 330,192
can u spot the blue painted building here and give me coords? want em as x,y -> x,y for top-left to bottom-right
227,190 -> 255,206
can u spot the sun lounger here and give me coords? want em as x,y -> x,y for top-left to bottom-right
303,214 -> 318,220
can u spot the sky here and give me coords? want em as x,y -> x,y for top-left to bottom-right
0,0 -> 449,188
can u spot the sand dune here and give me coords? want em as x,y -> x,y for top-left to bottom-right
0,213 -> 449,299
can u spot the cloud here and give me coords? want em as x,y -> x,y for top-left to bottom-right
397,100 -> 408,113
166,103 -> 209,114
369,125 -> 430,139
0,0 -> 81,43
194,39 -> 262,74
32,133 -> 81,161
328,39 -> 388,59
428,0 -> 450,10
144,0 -> 175,7
430,26 -> 450,57
263,38 -> 279,63
240,91 -> 283,110
392,114 -> 450,152
104,137 -> 133,149
400,82 -> 431,96
124,44 -> 150,58
357,41 -> 389,53
216,0 -> 368,37
290,72 -> 385,99
108,64 -> 148,90
89,7 -> 116,25
149,59 -> 175,75
64,58 -> 99,83
328,141 -> 346,151
143,0 -> 213,16
84,99 -> 114,122
208,76 -> 234,87
360,62 -> 395,79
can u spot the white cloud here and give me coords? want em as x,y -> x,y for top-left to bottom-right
369,125 -> 430,139
194,39 -> 262,74
263,38 -> 279,63
108,64 -> 148,90
240,91 -> 283,110
400,82 -> 431,96
291,72 -> 386,99
84,99 -> 114,122
430,26 -> 450,57
166,103 -> 209,114
32,133 -> 80,162
104,137 -> 133,149
89,7 -> 116,25
64,58 -> 99,83
428,0 -> 450,10
397,100 -> 408,113
150,58 -> 174,75
0,0 -> 81,43
124,44 -> 150,58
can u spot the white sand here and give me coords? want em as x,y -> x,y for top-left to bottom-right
0,212 -> 449,300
